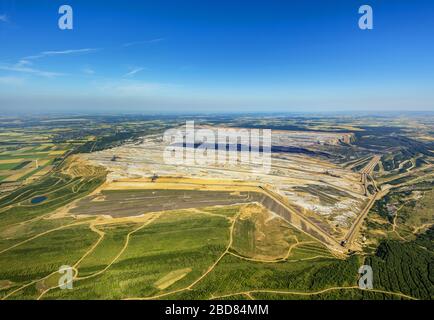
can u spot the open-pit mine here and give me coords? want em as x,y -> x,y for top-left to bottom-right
69,125 -> 368,253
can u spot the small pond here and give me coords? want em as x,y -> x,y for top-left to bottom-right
31,196 -> 47,204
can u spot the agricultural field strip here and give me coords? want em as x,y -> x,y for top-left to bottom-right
0,147 -> 67,184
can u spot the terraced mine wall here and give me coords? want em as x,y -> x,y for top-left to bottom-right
248,192 -> 341,251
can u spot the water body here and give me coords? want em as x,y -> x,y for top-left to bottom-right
31,196 -> 47,204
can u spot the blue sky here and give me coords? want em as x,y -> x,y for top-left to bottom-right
0,0 -> 434,114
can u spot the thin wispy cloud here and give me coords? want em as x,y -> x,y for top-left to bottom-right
24,48 -> 99,60
16,60 -> 32,67
122,38 -> 164,47
112,82 -> 163,95
123,67 -> 145,77
82,67 -> 95,75
0,63 -> 63,78
0,14 -> 8,22
97,79 -> 169,96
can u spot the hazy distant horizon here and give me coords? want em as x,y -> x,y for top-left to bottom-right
1,109 -> 433,118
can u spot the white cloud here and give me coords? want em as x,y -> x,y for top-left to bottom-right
0,14 -> 7,22
24,48 -> 99,60
123,67 -> 145,77
123,38 -> 164,47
